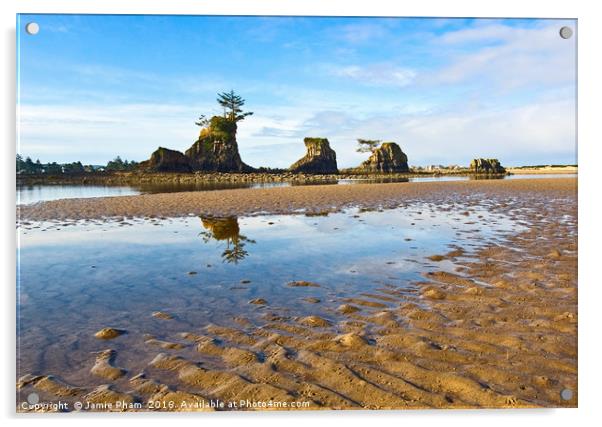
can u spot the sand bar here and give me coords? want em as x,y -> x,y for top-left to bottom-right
18,177 -> 577,221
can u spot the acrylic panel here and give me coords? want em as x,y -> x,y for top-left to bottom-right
16,14 -> 577,412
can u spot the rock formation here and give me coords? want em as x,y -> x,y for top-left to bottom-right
470,158 -> 506,174
289,138 -> 338,174
185,116 -> 253,172
139,147 -> 192,173
360,142 -> 409,173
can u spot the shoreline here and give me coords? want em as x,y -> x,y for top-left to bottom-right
18,177 -> 577,222
16,171 -> 503,187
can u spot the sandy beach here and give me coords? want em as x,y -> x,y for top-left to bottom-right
506,166 -> 577,175
16,177 -> 577,410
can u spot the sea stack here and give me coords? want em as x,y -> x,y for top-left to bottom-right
289,138 -> 338,174
139,147 -> 193,172
185,116 -> 254,172
470,158 -> 506,174
360,142 -> 409,173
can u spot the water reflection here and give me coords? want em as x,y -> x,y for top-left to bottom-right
199,216 -> 256,264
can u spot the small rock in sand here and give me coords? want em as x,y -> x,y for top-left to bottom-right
152,311 -> 174,320
94,327 -> 125,340
338,304 -> 360,314
287,280 -> 320,287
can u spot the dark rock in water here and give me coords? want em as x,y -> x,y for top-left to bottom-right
470,158 -> 506,174
290,138 -> 338,174
360,142 -> 409,173
139,147 -> 192,172
186,116 -> 254,172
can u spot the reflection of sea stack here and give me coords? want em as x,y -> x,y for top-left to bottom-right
200,216 -> 240,241
470,158 -> 506,174
186,116 -> 253,172
360,142 -> 409,173
199,216 -> 255,264
289,138 -> 338,174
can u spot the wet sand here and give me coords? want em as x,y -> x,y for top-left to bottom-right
17,178 -> 577,411
18,178 -> 576,221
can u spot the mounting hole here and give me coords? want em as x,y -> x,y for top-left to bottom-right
559,26 -> 573,39
27,392 -> 39,404
560,388 -> 573,400
25,22 -> 39,35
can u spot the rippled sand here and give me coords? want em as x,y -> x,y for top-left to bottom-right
17,178 -> 577,411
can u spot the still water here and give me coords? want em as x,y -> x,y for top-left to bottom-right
17,204 -> 525,387
16,174 -> 576,205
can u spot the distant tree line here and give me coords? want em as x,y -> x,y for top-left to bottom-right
16,154 -> 139,175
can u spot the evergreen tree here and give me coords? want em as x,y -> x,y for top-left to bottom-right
216,90 -> 253,122
356,139 -> 381,153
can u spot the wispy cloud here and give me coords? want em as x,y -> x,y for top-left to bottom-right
426,20 -> 576,90
43,24 -> 69,33
329,64 -> 417,88
334,21 -> 392,43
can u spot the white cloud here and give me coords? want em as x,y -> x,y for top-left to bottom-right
18,103 -> 210,163
335,22 -> 390,43
330,64 -> 417,88
317,97 -> 576,167
425,21 -> 576,90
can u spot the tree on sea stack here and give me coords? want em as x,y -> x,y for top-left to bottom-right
182,91 -> 255,172
194,114 -> 210,127
217,90 -> 253,122
356,139 -> 381,153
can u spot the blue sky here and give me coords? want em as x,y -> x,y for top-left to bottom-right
17,15 -> 576,167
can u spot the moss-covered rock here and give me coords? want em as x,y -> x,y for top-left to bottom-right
186,116 -> 253,172
360,142 -> 409,173
289,138 -> 338,174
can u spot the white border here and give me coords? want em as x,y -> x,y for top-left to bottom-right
2,1 -> 600,426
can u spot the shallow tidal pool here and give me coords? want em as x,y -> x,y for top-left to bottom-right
17,204 -> 524,393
